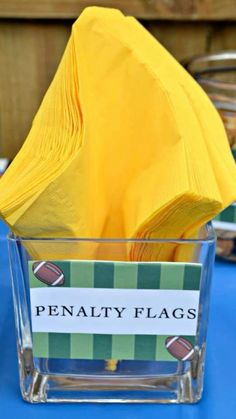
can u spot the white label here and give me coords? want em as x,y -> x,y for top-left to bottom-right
30,288 -> 200,336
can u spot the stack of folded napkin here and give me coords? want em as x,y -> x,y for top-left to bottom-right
0,7 -> 236,262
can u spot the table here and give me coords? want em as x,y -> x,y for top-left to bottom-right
0,220 -> 235,419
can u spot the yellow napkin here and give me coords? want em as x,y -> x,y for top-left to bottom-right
0,7 -> 236,263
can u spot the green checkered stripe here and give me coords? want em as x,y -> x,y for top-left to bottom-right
29,261 -> 201,361
214,204 -> 236,223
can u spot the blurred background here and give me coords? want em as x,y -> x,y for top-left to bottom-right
0,3 -> 236,415
0,0 -> 235,159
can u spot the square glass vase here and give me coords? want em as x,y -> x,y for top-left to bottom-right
8,224 -> 215,404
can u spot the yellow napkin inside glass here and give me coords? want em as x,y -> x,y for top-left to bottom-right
0,7 -> 236,262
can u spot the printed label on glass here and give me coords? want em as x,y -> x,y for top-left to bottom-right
28,260 -> 202,362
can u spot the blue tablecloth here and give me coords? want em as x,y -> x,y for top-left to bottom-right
0,220 -> 235,419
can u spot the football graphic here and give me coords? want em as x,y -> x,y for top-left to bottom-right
165,336 -> 194,361
32,261 -> 65,286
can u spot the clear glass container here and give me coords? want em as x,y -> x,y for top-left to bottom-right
8,224 -> 215,404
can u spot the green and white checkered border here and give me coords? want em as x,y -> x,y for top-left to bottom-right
29,260 -> 201,361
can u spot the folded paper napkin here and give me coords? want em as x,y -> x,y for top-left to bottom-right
0,7 -> 236,262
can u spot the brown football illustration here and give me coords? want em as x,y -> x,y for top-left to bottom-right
32,261 -> 65,286
165,336 -> 194,361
